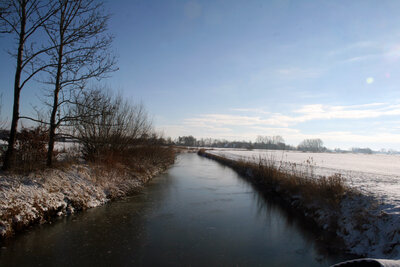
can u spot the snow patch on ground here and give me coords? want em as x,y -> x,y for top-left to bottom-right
0,163 -> 166,238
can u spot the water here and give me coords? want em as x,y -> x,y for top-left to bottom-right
0,154 -> 353,266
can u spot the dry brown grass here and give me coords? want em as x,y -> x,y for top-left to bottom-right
198,149 -> 349,209
89,145 -> 176,174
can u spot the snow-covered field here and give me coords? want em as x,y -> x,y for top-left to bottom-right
207,149 -> 400,258
209,149 -> 400,213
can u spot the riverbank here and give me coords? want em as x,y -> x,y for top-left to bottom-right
0,148 -> 175,238
198,149 -> 400,258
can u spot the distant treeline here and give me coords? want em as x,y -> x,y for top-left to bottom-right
170,136 -> 291,150
171,135 -> 396,154
172,135 -> 325,152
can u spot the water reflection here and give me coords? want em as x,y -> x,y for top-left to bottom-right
0,154 -> 354,266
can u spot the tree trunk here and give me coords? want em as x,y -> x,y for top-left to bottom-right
46,47 -> 63,167
46,13 -> 64,167
3,1 -> 26,171
47,78 -> 61,166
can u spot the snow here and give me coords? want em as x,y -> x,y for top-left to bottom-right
207,149 -> 400,258
0,162 -> 166,239
208,149 -> 400,211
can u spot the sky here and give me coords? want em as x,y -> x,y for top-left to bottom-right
2,0 -> 400,150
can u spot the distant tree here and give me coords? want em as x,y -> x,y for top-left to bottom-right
178,136 -> 196,146
166,137 -> 173,145
255,135 -> 286,150
298,138 -> 324,152
271,135 -> 284,145
256,135 -> 265,144
0,0 -> 56,170
351,147 -> 372,154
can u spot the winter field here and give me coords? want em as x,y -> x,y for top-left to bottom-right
208,149 -> 400,258
209,149 -> 400,213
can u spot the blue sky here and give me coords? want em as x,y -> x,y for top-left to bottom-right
2,0 -> 400,149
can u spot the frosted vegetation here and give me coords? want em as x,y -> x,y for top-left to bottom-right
208,149 -> 400,258
0,144 -> 175,238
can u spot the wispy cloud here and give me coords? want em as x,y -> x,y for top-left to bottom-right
332,41 -> 400,64
276,68 -> 322,79
184,114 -> 290,127
342,53 -> 382,63
230,108 -> 270,114
292,103 -> 400,122
157,102 -> 400,148
328,41 -> 377,57
182,102 -> 400,130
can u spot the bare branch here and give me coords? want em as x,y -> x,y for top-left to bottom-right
39,0 -> 117,166
19,115 -> 50,125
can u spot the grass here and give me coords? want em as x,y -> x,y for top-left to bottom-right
198,149 -> 353,234
198,149 -> 348,208
88,145 -> 176,174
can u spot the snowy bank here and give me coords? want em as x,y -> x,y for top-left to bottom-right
200,149 -> 400,259
0,161 -> 172,238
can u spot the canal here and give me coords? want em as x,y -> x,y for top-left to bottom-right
0,153 -> 353,266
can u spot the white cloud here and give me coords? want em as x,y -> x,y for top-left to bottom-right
158,102 -> 400,149
336,42 -> 400,64
276,68 -> 322,79
174,102 -> 400,133
184,114 -> 290,127
158,121 -> 400,149
343,54 -> 381,63
328,41 -> 377,56
230,108 -> 270,114
292,103 -> 400,122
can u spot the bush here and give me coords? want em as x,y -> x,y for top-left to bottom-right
11,127 -> 49,172
71,88 -> 152,160
68,87 -> 176,172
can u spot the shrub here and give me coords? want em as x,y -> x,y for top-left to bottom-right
71,88 -> 152,161
11,126 -> 49,172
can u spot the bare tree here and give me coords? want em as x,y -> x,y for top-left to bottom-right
70,88 -> 152,160
298,138 -> 324,152
271,135 -> 284,145
255,135 -> 285,149
0,0 -> 56,170
41,0 -> 117,166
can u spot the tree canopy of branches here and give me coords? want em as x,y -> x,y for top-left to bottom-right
71,88 -> 152,160
254,135 -> 286,149
0,0 -> 56,170
41,0 -> 117,166
177,136 -> 196,146
297,138 -> 325,152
